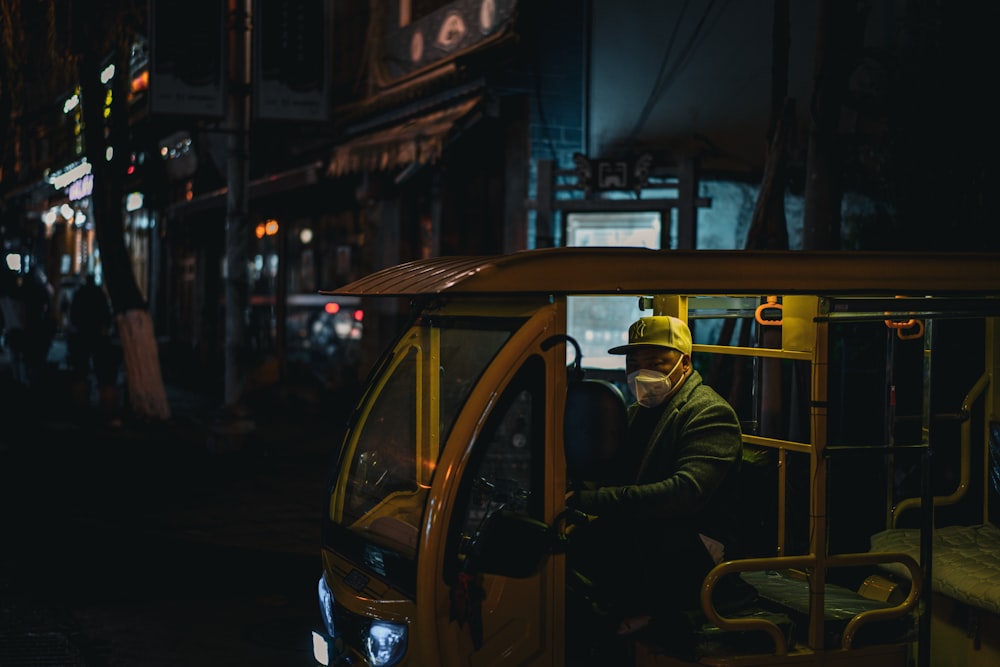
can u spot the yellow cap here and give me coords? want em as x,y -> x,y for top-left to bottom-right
608,316 -> 692,355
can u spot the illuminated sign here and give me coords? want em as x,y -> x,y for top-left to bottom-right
67,174 -> 94,202
49,159 -> 91,189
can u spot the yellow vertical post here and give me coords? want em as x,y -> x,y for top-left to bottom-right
418,327 -> 441,486
808,313 -> 830,649
652,294 -> 689,322
777,447 -> 787,556
985,318 -> 999,524
774,296 -> 816,558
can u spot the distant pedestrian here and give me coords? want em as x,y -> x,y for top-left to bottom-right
57,276 -> 80,333
0,268 -> 28,384
68,273 -> 116,403
20,267 -> 56,386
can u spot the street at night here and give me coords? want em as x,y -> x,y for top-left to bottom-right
1,344 -> 339,666
3,1 -> 999,666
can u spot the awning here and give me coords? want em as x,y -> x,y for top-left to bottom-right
166,160 -> 323,219
327,96 -> 484,178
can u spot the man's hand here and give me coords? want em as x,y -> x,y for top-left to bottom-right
563,491 -> 596,531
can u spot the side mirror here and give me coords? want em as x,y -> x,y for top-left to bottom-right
467,509 -> 553,578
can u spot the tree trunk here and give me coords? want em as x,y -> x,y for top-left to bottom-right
80,38 -> 170,421
745,55 -> 794,439
0,0 -> 27,183
745,97 -> 794,252
223,0 -> 252,413
802,0 -> 869,250
712,1 -> 793,410
117,309 -> 170,419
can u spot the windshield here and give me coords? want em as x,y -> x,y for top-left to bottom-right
330,317 -> 517,569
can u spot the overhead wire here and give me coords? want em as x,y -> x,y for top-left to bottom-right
625,0 -> 693,152
624,0 -> 733,155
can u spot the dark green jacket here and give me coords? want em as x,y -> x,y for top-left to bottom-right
575,369 -> 744,555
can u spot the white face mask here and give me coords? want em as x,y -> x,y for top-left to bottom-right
627,357 -> 686,408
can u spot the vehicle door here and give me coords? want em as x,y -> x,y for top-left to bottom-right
431,305 -> 567,667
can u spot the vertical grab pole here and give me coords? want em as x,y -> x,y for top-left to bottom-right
986,318 -> 999,526
917,320 -> 933,667
884,325 -> 897,530
808,316 -> 830,649
777,447 -> 787,556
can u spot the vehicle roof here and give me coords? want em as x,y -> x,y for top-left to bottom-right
322,247 -> 1000,297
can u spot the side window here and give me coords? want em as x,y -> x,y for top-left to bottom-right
444,356 -> 545,582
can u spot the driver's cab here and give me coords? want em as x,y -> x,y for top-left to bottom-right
318,294 -> 572,666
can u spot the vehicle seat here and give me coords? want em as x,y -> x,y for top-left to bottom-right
564,379 -> 627,485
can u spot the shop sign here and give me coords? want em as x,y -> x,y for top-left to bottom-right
572,153 -> 654,195
68,174 -> 94,202
49,159 -> 91,189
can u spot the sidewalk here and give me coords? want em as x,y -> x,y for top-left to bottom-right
0,335 -> 350,664
1,334 -> 347,555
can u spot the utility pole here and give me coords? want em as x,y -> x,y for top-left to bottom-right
218,0 -> 254,439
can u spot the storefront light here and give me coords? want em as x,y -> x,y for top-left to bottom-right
63,93 -> 80,114
68,174 -> 93,201
131,70 -> 149,94
126,192 -> 144,212
59,204 -> 75,220
333,317 -> 353,338
256,219 -> 279,238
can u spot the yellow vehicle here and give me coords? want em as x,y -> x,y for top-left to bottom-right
311,247 -> 1000,667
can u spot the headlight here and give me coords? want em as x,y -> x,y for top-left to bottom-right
317,574 -> 336,637
364,621 -> 407,667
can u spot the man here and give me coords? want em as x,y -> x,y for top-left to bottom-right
0,268 -> 27,384
567,315 -> 747,622
68,274 -> 114,391
19,267 -> 56,387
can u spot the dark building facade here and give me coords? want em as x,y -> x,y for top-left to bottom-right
4,0 -> 995,397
